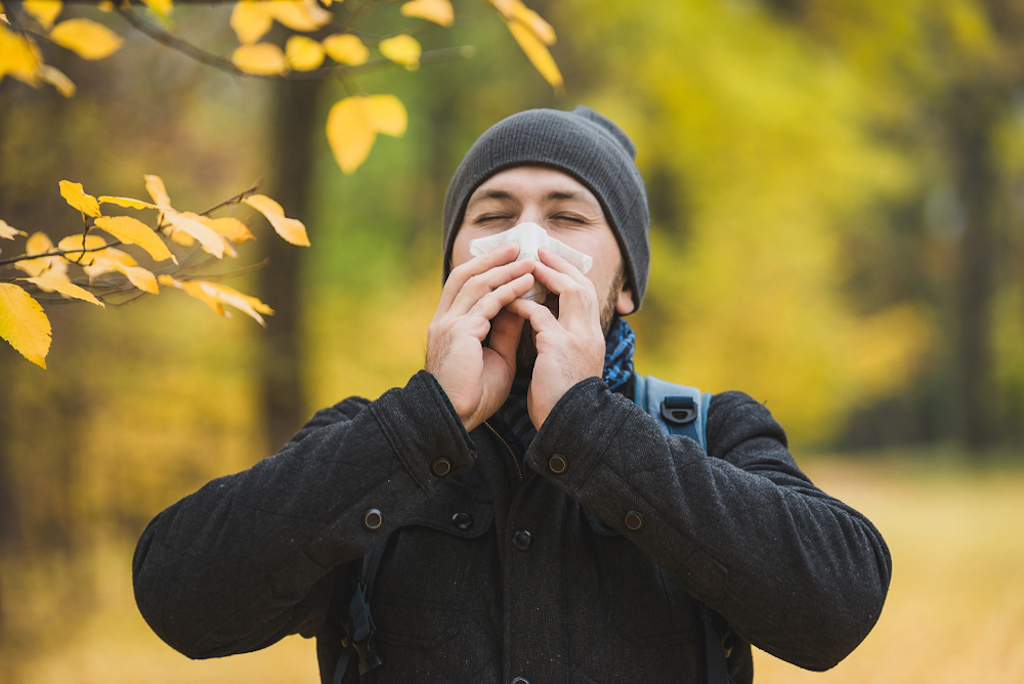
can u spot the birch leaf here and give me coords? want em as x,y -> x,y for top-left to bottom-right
230,0 -> 272,44
94,215 -> 175,263
164,211 -> 225,258
38,64 -> 75,97
243,195 -> 309,246
144,174 -> 173,210
325,94 -> 407,174
0,25 -> 40,85
401,0 -> 454,27
379,34 -> 421,70
59,180 -> 101,217
83,247 -> 159,294
142,0 -> 173,19
23,0 -> 63,31
0,220 -> 26,240
232,42 -> 289,76
15,232 -> 65,278
159,275 -> 274,326
267,0 -> 332,32
506,19 -> 562,93
50,18 -> 123,60
198,216 -> 255,243
322,34 -> 368,65
98,195 -> 159,210
0,283 -> 51,368
24,271 -> 104,307
286,35 -> 325,71
57,233 -> 109,266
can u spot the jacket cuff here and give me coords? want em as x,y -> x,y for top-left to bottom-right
526,376 -> 636,488
369,370 -> 476,489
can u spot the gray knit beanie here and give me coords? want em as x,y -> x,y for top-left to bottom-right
442,106 -> 651,312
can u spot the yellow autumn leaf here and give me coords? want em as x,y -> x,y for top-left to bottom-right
15,232 -> 65,278
143,174 -> 173,210
98,1 -> 114,11
489,0 -> 555,44
286,35 -> 325,71
24,271 -> 104,307
266,0 -> 332,32
94,215 -> 175,263
49,18 -> 123,60
326,94 -> 408,174
230,0 -> 272,45
198,216 -> 255,243
0,25 -> 41,86
0,282 -> 51,368
23,0 -> 63,31
232,43 -> 289,76
243,195 -> 309,246
142,0 -> 173,19
379,34 -> 421,69
98,195 -> 159,210
38,64 -> 75,97
401,0 -> 454,27
83,247 -> 159,294
163,211 -> 225,258
158,275 -> 274,327
58,180 -> 101,217
321,34 -> 368,66
0,219 -> 26,240
57,233 -> 110,266
506,19 -> 562,94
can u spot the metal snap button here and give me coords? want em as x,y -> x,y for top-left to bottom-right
452,512 -> 473,530
512,529 -> 532,551
432,458 -> 452,476
511,678 -> 530,684
548,454 -> 568,474
624,510 -> 644,531
363,508 -> 383,531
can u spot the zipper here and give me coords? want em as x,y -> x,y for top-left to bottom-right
483,420 -> 523,482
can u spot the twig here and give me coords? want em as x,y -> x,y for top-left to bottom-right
0,240 -> 124,268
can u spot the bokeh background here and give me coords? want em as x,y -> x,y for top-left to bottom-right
1,1 -> 1022,682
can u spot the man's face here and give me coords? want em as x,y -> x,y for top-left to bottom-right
450,165 -> 635,332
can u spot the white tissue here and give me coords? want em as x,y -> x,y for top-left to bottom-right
468,222 -> 594,302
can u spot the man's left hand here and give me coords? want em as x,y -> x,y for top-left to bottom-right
505,247 -> 606,428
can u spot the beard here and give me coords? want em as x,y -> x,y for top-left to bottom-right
514,267 -> 626,376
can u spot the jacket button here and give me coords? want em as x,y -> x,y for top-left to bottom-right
431,458 -> 452,476
363,509 -> 383,531
452,512 -> 473,530
512,529 -> 532,551
511,678 -> 530,684
548,454 -> 568,473
624,510 -> 644,531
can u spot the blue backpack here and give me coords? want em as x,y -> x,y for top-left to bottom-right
337,375 -> 734,684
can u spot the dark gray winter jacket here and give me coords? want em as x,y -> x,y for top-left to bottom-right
132,371 -> 891,684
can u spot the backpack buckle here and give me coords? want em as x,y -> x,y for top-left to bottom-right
661,396 -> 697,426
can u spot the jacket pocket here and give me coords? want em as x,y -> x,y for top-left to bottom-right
371,480 -> 494,650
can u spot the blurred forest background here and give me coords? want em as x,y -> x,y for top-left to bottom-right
1,0 -> 1023,682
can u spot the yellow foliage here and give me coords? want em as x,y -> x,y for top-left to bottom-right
98,195 -> 160,211
198,216 -> 255,244
93,215 -> 175,264
265,0 -> 332,33
58,179 -> 101,218
505,19 -> 563,94
0,219 -> 26,240
49,18 -> 123,60
56,233 -> 110,266
378,34 -> 422,70
158,275 -> 274,326
401,0 -> 455,27
0,282 -> 51,368
242,194 -> 310,246
142,0 -> 174,19
232,43 -> 290,76
38,63 -> 75,97
325,94 -> 408,174
322,34 -> 369,66
229,0 -> 272,45
143,174 -> 173,210
285,35 -> 325,71
23,0 -> 63,31
81,245 -> 159,294
14,232 -> 65,278
0,25 -> 41,86
24,270 -> 104,307
163,211 -> 226,258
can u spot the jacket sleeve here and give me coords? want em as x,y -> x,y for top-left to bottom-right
132,371 -> 474,659
526,378 -> 891,672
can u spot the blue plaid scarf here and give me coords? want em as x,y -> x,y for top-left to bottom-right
496,317 -> 636,449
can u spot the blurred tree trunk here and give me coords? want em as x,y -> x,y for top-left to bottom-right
946,84 -> 1002,449
257,78 -> 321,453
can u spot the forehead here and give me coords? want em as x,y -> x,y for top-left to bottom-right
467,166 -> 600,206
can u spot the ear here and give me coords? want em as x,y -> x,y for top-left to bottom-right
616,285 -> 635,316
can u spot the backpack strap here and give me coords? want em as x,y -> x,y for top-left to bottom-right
333,536 -> 389,684
632,372 -> 733,684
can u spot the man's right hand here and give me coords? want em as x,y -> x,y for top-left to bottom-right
426,243 -> 535,432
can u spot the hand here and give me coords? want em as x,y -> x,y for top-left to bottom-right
426,244 -> 536,432
504,247 -> 605,428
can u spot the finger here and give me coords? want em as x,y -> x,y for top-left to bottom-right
537,247 -> 591,287
487,308 -> 525,368
464,272 -> 536,324
447,258 -> 535,317
439,243 -> 521,311
505,296 -> 559,333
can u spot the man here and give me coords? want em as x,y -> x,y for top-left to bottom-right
133,106 -> 891,684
